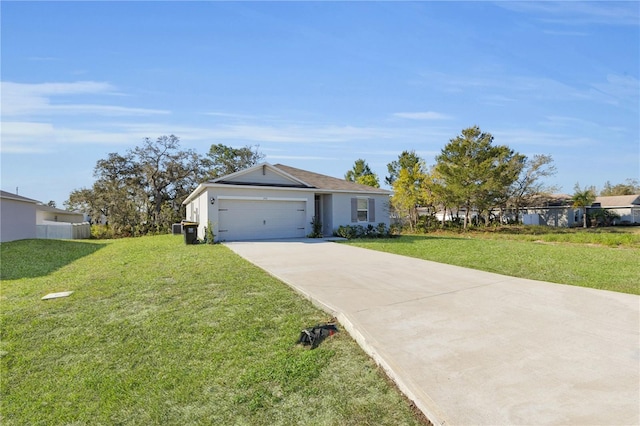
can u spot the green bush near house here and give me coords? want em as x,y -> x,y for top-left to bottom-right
334,223 -> 393,239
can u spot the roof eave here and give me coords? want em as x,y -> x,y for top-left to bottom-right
183,182 -> 390,204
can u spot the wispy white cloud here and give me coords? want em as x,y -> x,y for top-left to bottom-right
493,128 -> 598,148
496,2 -> 640,26
542,30 -> 588,37
1,81 -> 170,117
266,154 -> 338,161
203,112 -> 265,120
1,112 -> 458,156
419,71 -> 639,107
0,121 -> 139,153
392,111 -> 452,120
589,74 -> 640,107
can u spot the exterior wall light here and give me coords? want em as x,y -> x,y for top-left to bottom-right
210,197 -> 215,205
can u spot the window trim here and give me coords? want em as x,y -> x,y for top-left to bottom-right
351,197 -> 375,223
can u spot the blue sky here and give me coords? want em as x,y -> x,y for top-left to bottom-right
2,1 -> 638,207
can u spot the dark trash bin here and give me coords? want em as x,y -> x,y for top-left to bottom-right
182,221 -> 199,244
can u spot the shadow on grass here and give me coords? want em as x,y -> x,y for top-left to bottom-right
0,239 -> 107,280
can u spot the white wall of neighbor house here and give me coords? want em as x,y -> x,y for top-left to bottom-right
608,207 -> 640,224
1,198 -> 37,242
36,210 -> 85,224
522,207 -> 580,227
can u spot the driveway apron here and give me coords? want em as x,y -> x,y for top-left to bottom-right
225,239 -> 640,426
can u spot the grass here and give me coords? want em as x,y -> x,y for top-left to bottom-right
346,227 -> 640,295
471,225 -> 640,248
1,235 -> 426,425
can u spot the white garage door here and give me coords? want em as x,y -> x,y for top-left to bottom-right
218,199 -> 307,241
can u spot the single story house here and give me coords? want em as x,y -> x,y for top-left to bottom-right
0,190 -> 91,242
592,195 -> 640,225
1,190 -> 39,242
183,163 -> 391,242
521,194 -> 640,227
519,194 -> 577,227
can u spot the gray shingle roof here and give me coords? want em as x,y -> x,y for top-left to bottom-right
0,190 -> 40,203
274,164 -> 390,194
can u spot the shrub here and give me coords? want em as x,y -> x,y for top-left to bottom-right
334,223 -> 392,239
203,221 -> 216,244
91,224 -> 115,239
307,216 -> 323,238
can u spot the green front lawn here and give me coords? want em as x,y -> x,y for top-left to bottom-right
346,230 -> 640,295
1,236 -> 425,425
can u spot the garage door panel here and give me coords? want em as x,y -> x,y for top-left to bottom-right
218,199 -> 306,241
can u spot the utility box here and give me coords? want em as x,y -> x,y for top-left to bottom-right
182,221 -> 199,244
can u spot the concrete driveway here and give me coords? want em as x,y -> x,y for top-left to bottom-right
225,239 -> 640,426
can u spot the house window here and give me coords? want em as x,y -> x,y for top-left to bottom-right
351,197 -> 375,223
357,198 -> 368,222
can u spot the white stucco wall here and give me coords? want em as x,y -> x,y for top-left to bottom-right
607,207 -> 640,224
1,198 -> 37,242
185,191 -> 209,240
184,184 -> 391,241
36,209 -> 85,224
330,193 -> 390,230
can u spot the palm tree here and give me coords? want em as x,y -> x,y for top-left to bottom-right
571,184 -> 596,228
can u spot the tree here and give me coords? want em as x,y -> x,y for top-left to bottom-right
571,183 -> 596,228
66,136 -> 206,236
345,159 -> 380,188
65,188 -> 103,224
435,126 -> 523,227
66,138 -> 267,237
389,153 -> 429,231
385,150 -> 421,186
509,154 -> 557,224
205,144 -> 264,179
91,151 -> 142,231
476,145 -> 525,225
133,135 -> 203,230
600,179 -> 640,196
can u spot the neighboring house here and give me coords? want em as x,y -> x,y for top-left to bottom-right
521,194 -> 640,227
521,194 -> 579,227
37,204 -> 86,224
592,195 -> 640,225
0,190 -> 39,242
183,163 -> 391,242
36,204 -> 91,239
0,190 -> 91,242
